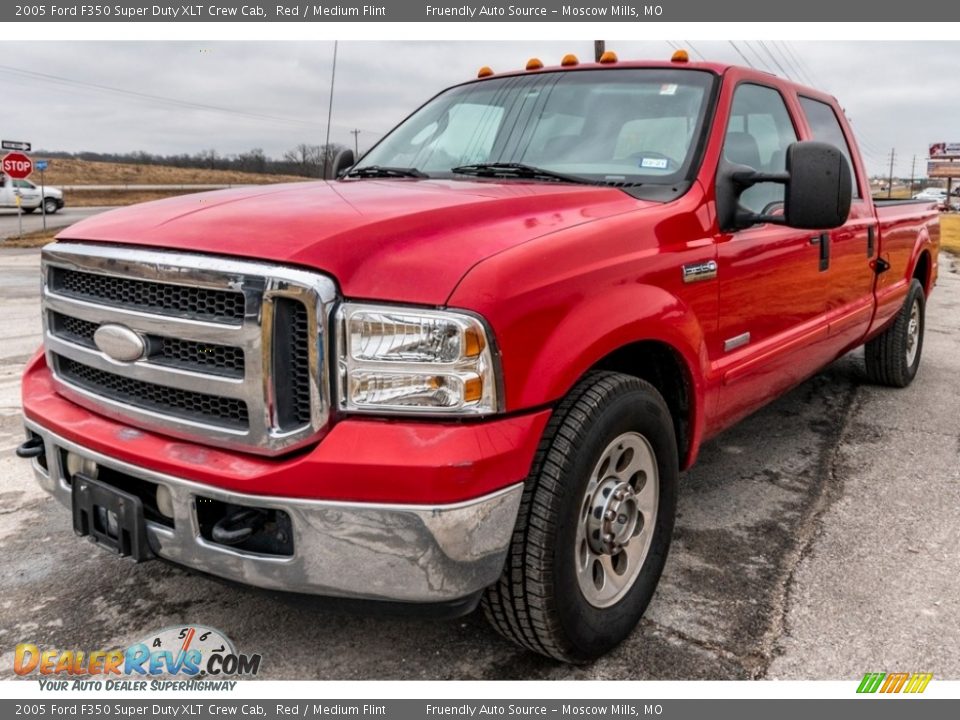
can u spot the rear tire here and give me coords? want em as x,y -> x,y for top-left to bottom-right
482,371 -> 678,663
864,278 -> 925,388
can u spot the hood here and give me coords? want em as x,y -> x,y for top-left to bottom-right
57,179 -> 647,305
46,187 -> 63,198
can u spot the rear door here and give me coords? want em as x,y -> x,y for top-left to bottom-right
797,95 -> 876,350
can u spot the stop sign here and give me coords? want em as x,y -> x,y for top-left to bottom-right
2,152 -> 33,179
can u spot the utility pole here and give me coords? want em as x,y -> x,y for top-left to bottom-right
909,155 -> 916,195
594,40 -> 605,62
887,148 -> 896,198
350,129 -> 361,158
323,40 -> 338,180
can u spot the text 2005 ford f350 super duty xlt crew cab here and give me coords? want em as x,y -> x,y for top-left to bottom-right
18,52 -> 940,663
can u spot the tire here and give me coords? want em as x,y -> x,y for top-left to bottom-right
43,198 -> 59,215
864,278 -> 925,388
482,371 -> 678,663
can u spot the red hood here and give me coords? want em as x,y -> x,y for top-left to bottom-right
57,179 -> 646,304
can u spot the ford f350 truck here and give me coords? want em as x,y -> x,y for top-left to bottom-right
18,52 -> 939,663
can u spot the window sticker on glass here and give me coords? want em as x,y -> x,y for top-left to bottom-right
659,84 -> 678,95
641,157 -> 669,169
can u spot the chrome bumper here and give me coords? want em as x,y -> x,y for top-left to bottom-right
24,420 -> 522,604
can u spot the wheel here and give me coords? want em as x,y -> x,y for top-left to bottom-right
43,198 -> 59,215
482,371 -> 678,662
865,278 -> 925,388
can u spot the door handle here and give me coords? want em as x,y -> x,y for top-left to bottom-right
809,233 -> 829,271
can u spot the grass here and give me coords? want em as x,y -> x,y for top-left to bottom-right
941,214 -> 960,255
2,228 -> 58,248
32,158 -> 310,186
68,189 -> 212,207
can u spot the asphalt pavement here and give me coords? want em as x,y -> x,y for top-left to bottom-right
0,206 -> 114,239
0,248 -> 957,680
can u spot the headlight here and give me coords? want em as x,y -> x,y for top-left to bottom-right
336,303 -> 500,415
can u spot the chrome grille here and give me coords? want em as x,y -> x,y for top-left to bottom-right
41,243 -> 337,456
52,267 -> 246,323
51,312 -> 246,378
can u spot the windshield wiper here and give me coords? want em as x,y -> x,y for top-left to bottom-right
345,165 -> 428,179
450,162 -> 588,184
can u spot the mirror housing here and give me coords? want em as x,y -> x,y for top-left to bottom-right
331,148 -> 355,179
716,141 -> 852,232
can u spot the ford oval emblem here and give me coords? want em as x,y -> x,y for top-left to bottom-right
93,324 -> 146,363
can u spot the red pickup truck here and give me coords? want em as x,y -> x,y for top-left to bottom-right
18,52 -> 939,663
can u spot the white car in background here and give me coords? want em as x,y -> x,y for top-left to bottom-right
913,187 -> 948,202
0,175 -> 65,214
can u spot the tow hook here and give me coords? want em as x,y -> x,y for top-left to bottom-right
211,508 -> 268,546
15,436 -> 45,459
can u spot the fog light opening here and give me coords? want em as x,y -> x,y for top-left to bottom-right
66,452 -> 99,480
156,484 -> 175,519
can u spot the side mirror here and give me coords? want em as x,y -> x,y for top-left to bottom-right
331,149 -> 355,179
716,141 -> 852,232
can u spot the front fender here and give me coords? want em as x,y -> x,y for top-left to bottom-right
514,283 -> 708,412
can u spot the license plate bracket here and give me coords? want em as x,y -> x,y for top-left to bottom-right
71,473 -> 153,562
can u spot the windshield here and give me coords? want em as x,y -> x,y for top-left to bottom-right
355,68 -> 716,191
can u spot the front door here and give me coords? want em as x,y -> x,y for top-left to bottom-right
713,82 -> 835,427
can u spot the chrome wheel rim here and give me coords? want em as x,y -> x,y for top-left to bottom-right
905,299 -> 921,367
575,431 -> 659,608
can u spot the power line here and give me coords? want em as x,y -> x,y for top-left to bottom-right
776,42 -> 816,86
743,41 -> 774,73
0,62 -> 387,142
684,41 -> 706,61
768,42 -> 804,84
757,41 -> 792,80
0,63 -> 320,128
728,41 -> 755,68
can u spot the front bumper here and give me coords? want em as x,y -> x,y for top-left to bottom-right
24,420 -> 524,604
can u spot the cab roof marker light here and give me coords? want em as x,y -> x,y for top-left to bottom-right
477,66 -> 494,78
599,51 -> 619,64
561,54 -> 579,67
525,58 -> 544,71
671,49 -> 690,63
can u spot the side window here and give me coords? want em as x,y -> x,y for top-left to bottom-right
724,84 -> 799,215
799,97 -> 861,199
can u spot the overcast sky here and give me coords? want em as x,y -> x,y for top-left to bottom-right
0,40 -> 956,177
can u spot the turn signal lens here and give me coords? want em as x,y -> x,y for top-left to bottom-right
526,57 -> 544,70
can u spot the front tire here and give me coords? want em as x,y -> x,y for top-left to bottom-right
482,371 -> 678,662
43,198 -> 59,215
865,278 -> 925,388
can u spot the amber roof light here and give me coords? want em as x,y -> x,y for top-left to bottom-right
599,51 -> 618,64
561,54 -> 579,67
525,58 -> 544,70
477,66 -> 494,78
671,49 -> 690,63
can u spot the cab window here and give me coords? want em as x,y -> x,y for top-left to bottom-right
723,84 -> 799,215
799,96 -> 861,199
